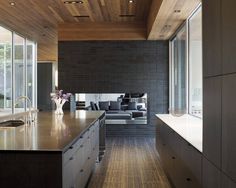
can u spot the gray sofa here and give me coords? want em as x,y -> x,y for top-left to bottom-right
90,101 -> 147,120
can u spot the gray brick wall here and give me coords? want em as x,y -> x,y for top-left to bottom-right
58,41 -> 169,136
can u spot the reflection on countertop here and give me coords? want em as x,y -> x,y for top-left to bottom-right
0,110 -> 105,151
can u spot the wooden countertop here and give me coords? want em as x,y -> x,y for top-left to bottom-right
0,110 -> 105,152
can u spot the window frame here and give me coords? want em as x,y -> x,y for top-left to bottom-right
187,6 -> 203,118
169,4 -> 202,118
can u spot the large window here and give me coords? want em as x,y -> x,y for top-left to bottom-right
14,34 -> 25,112
170,5 -> 202,118
170,25 -> 187,115
189,7 -> 202,118
26,40 -> 35,108
0,27 -> 12,114
0,25 -> 37,116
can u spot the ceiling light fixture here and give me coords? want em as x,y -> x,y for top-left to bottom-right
9,2 -> 15,6
64,1 -> 83,4
174,10 -> 181,13
129,0 -> 134,3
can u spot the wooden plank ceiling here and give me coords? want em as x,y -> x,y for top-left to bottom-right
0,0 -> 200,62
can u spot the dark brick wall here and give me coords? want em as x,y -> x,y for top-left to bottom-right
58,41 -> 169,136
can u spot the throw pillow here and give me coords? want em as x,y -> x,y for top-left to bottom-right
110,101 -> 121,110
99,101 -> 110,111
128,102 -> 137,110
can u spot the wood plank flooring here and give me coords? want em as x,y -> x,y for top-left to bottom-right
87,137 -> 171,188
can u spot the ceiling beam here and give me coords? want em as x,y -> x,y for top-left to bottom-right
147,0 -> 201,40
58,22 -> 147,41
147,0 -> 163,40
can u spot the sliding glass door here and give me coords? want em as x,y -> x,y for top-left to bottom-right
14,34 -> 25,112
0,27 -> 12,114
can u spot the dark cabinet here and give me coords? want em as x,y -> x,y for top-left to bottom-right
222,75 -> 236,182
222,0 -> 236,74
222,173 -> 236,188
202,0 -> 222,77
156,121 -> 202,188
202,157 -> 221,188
203,77 -> 222,168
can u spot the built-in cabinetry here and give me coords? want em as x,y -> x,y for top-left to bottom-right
156,119 -> 201,188
63,120 -> 99,188
203,0 -> 236,186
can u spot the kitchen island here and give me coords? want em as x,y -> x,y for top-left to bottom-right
0,110 -> 105,188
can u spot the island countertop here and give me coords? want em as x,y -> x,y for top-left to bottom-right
0,110 -> 105,152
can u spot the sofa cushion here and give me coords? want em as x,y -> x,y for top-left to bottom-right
90,102 -> 96,110
121,105 -> 128,111
128,102 -> 137,110
110,101 -> 121,110
99,101 -> 110,111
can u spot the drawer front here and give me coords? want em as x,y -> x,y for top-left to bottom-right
157,123 -> 202,188
64,138 -> 83,164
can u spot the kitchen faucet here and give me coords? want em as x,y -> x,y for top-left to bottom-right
14,96 -> 33,125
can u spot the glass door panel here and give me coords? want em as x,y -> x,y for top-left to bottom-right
14,34 -> 25,112
0,26 -> 12,115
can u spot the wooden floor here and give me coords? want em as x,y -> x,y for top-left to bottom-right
87,137 -> 171,188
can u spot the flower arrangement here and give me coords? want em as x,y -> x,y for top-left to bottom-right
51,90 -> 72,115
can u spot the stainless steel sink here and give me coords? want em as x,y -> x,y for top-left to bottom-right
0,120 -> 25,128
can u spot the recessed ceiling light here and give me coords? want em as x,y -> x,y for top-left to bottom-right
9,2 -> 15,6
164,25 -> 171,28
64,1 -> 83,4
174,10 -> 181,13
129,0 -> 134,3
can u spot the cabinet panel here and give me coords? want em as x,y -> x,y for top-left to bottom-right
63,155 -> 76,188
222,173 -> 236,188
179,140 -> 202,186
203,0 -> 222,77
202,157 -> 221,188
63,121 -> 100,188
157,123 -> 202,188
156,120 -> 164,158
203,77 -> 222,168
222,0 -> 236,74
222,74 -> 236,181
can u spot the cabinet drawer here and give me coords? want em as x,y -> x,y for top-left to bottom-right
63,153 -> 76,188
179,139 -> 202,185
64,139 -> 83,164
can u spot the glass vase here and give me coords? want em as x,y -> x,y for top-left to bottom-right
54,99 -> 66,115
